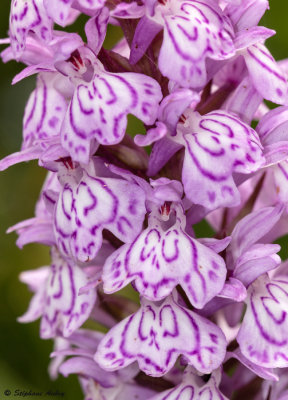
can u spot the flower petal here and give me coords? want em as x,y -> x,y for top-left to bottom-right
102,205 -> 226,308
9,0 -> 52,57
237,276 -> 288,368
54,162 -> 146,262
18,249 -> 96,338
227,204 -> 284,266
180,110 -> 264,209
225,0 -> 269,31
23,73 -> 68,150
95,294 -> 227,376
149,367 -> 228,400
61,65 -> 162,163
85,8 -> 109,56
159,0 -> 235,88
244,43 -> 288,105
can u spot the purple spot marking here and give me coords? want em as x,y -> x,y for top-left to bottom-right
208,270 -> 217,281
208,191 -> 216,202
105,352 -> 116,360
48,116 -> 59,128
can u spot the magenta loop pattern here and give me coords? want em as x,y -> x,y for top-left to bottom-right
3,0 -> 288,398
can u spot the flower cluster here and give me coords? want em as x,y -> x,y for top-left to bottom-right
2,0 -> 288,398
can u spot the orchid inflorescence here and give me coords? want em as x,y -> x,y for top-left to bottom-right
2,0 -> 288,398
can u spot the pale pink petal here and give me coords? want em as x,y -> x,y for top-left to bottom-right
95,294 -> 227,376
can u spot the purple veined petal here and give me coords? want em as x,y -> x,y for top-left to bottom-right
149,367 -> 228,400
9,0 -> 53,58
237,275 -> 288,368
0,72 -> 71,169
85,8 -> 109,56
23,72 -> 68,150
61,63 -> 162,163
95,294 -> 227,376
20,248 -> 97,339
227,204 -> 284,268
43,0 -> 79,26
54,162 -> 146,262
102,204 -> 227,308
158,0 -> 235,88
226,348 -> 279,382
224,76 -> 263,125
234,244 -> 281,287
179,110 -> 264,209
243,43 -> 288,105
225,0 -> 269,31
130,16 -> 162,65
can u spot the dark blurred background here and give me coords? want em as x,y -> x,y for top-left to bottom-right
0,2 -> 287,399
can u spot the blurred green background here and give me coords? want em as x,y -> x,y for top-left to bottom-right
0,2 -> 288,399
